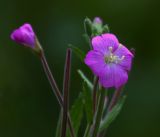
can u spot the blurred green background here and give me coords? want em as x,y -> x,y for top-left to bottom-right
0,0 -> 160,137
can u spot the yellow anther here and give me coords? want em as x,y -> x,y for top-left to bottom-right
105,54 -> 125,64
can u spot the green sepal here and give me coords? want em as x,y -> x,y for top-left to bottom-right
92,23 -> 103,36
103,24 -> 110,33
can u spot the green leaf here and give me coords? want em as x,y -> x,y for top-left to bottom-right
77,69 -> 93,90
84,17 -> 93,37
82,34 -> 92,48
83,82 -> 93,123
68,44 -> 85,62
99,95 -> 127,132
67,93 -> 84,137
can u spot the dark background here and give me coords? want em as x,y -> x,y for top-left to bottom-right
0,0 -> 160,137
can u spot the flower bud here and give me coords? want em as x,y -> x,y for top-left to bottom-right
93,17 -> 103,25
92,17 -> 103,36
11,23 -> 36,48
11,23 -> 43,54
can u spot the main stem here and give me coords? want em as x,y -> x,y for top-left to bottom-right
92,77 -> 99,114
40,51 -> 75,137
92,89 -> 105,137
61,49 -> 71,137
101,87 -> 123,137
107,86 -> 123,112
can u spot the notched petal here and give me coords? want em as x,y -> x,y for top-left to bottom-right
99,64 -> 128,89
115,44 -> 134,71
91,33 -> 119,54
101,33 -> 119,51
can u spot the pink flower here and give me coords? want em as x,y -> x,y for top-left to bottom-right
84,33 -> 134,89
11,23 -> 36,48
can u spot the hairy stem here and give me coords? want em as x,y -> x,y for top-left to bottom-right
92,77 -> 99,114
92,89 -> 105,137
101,87 -> 123,137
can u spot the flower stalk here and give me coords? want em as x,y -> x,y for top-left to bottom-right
40,51 -> 63,104
61,48 -> 72,137
40,49 -> 75,137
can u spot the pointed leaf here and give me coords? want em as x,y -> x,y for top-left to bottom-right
82,34 -> 92,48
67,93 -> 84,137
68,44 -> 85,62
83,82 -> 93,123
78,69 -> 93,90
84,17 -> 92,37
55,110 -> 62,137
99,95 -> 127,132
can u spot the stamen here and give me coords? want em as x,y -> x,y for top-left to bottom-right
105,54 -> 125,64
121,55 -> 125,60
109,46 -> 113,52
119,44 -> 123,48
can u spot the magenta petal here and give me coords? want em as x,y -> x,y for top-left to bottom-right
99,64 -> 128,89
11,23 -> 35,48
101,34 -> 119,51
84,50 -> 106,76
115,44 -> 133,57
114,44 -> 134,71
91,36 -> 107,53
92,33 -> 119,53
22,24 -> 34,33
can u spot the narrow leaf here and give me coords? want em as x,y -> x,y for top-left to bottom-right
68,44 -> 85,62
99,95 -> 127,132
82,34 -> 91,48
84,17 -> 92,37
83,82 -> 93,123
55,110 -> 62,137
67,93 -> 84,137
78,69 -> 93,90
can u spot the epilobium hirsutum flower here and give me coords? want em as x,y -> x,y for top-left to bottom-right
11,23 -> 36,48
84,33 -> 134,89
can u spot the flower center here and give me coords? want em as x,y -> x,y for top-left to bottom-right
105,46 -> 125,64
